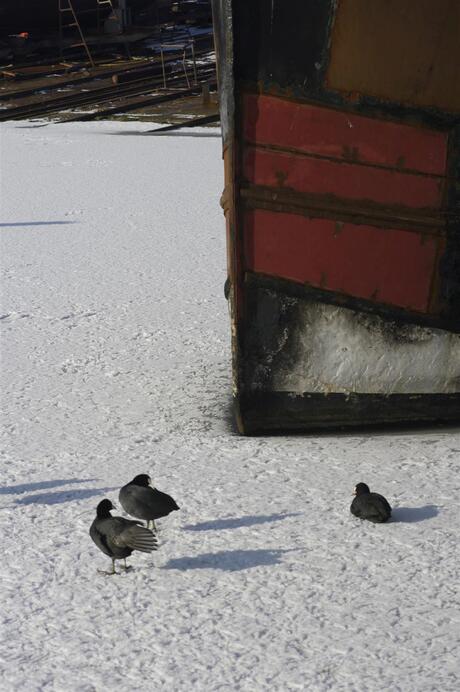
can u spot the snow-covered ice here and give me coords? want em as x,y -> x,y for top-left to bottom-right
1,120 -> 459,692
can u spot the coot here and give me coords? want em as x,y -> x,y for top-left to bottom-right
119,474 -> 179,531
89,499 -> 158,574
350,483 -> 392,523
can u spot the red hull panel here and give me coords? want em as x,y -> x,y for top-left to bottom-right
243,147 -> 444,210
244,209 -> 440,312
243,94 -> 448,176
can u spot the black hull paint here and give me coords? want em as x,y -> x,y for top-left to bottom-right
239,392 -> 460,434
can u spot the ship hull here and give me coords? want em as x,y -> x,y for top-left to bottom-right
212,0 -> 460,432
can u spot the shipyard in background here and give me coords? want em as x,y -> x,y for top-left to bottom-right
0,1 -> 217,126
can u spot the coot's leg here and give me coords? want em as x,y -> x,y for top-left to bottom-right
98,558 -> 118,575
120,558 -> 133,571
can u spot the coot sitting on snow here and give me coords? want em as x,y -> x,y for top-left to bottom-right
119,474 -> 179,531
89,499 -> 158,574
350,483 -> 392,523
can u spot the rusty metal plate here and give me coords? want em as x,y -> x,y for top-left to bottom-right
243,94 -> 448,175
244,209 -> 441,313
327,0 -> 460,113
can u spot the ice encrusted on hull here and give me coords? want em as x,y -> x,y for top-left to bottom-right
275,300 -> 460,395
244,288 -> 460,395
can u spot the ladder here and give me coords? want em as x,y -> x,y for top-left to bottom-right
96,0 -> 115,34
58,0 -> 95,67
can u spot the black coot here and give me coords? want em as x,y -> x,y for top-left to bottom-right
350,483 -> 392,523
89,499 -> 158,574
119,474 -> 179,531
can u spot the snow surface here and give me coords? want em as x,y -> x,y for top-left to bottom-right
1,120 -> 459,692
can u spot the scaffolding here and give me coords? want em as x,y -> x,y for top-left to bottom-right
58,0 -> 117,67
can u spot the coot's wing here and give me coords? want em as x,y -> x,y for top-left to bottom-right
374,493 -> 392,516
119,485 -> 156,519
111,520 -> 158,553
371,494 -> 391,521
152,488 -> 180,511
351,495 -> 389,522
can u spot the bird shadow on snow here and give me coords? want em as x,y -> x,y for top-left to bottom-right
164,548 -> 291,572
183,512 -> 301,532
0,221 -> 76,228
391,505 -> 440,523
0,478 -> 97,495
14,487 -> 117,506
